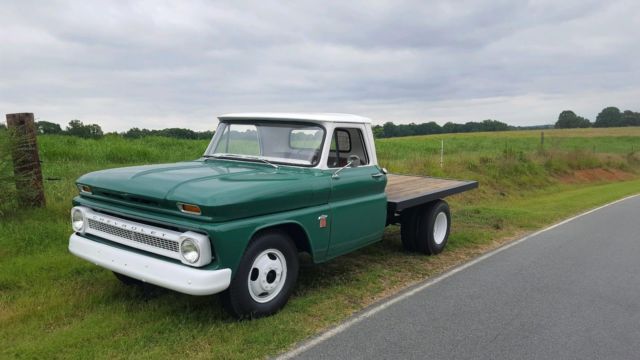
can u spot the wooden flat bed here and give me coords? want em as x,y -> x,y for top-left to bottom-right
385,174 -> 478,212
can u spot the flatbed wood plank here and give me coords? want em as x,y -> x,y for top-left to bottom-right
385,174 -> 478,212
385,174 -> 468,199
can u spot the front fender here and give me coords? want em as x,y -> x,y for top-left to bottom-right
208,204 -> 331,274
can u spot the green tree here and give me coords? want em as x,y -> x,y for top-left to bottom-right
66,120 -> 85,136
195,130 -> 215,140
479,119 -> 510,131
66,120 -> 104,139
123,127 -> 150,139
382,122 -> 397,138
595,107 -> 622,128
394,124 -> 415,137
555,110 -> 591,128
86,124 -> 104,139
372,125 -> 384,138
35,121 -> 63,134
442,122 -> 463,133
415,121 -> 441,135
0,123 -> 6,130
621,110 -> 640,126
458,122 -> 476,132
157,128 -> 198,139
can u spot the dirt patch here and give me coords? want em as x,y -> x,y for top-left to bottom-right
558,168 -> 635,184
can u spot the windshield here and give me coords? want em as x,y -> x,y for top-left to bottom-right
205,121 -> 325,166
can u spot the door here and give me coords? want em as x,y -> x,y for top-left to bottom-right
326,127 -> 387,258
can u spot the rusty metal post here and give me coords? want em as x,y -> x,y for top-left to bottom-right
6,113 -> 46,207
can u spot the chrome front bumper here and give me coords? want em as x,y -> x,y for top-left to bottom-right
69,234 -> 231,296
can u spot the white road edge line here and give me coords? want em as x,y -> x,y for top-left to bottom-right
276,194 -> 639,360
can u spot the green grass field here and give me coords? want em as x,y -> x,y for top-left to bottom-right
1,127 -> 640,359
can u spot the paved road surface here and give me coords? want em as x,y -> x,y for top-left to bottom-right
288,196 -> 640,360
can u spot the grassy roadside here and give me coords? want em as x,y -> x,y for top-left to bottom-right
1,179 -> 639,359
1,128 -> 639,359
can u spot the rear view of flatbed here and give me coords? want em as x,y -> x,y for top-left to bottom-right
385,174 -> 478,255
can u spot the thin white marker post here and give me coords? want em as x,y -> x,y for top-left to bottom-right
440,139 -> 444,168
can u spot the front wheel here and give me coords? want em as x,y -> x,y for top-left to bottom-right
221,230 -> 299,319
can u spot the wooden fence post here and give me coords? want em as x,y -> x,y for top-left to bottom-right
6,113 -> 46,207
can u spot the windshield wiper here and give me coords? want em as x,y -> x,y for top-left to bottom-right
203,153 -> 279,169
254,157 -> 279,169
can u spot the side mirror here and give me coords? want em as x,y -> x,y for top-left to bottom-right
348,155 -> 361,167
332,155 -> 361,179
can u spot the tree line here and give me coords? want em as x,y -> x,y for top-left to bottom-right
373,119 -> 515,138
374,106 -> 640,138
121,127 -> 214,140
0,120 -> 104,138
25,120 -> 105,139
1,106 -> 638,139
1,120 -> 214,140
555,107 -> 640,129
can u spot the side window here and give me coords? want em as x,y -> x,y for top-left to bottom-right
327,128 -> 369,168
330,130 -> 351,152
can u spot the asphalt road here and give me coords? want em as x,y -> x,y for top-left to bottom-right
287,196 -> 640,360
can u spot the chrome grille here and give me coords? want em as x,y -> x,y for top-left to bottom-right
87,219 -> 179,252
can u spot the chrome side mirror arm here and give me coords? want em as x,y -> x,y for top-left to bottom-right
332,161 -> 353,179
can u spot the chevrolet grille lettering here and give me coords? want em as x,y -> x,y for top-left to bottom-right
88,212 -> 172,238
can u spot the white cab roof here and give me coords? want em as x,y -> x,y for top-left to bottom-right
218,112 -> 372,124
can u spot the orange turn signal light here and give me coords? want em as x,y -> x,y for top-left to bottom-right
179,203 -> 202,215
78,184 -> 92,194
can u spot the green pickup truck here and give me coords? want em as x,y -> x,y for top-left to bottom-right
69,113 -> 477,318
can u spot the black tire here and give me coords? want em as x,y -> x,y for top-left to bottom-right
400,208 -> 420,252
113,272 -> 144,286
221,230 -> 299,319
415,200 -> 451,255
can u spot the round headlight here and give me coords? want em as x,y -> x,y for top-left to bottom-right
180,238 -> 200,263
71,208 -> 85,233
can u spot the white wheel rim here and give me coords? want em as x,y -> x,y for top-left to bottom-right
433,212 -> 448,245
247,249 -> 287,303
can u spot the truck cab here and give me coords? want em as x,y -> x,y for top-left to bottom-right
69,113 -> 476,318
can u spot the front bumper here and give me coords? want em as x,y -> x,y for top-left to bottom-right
69,234 -> 231,296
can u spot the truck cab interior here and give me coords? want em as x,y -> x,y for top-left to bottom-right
327,128 -> 369,167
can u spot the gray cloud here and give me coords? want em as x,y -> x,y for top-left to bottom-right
1,0 -> 639,131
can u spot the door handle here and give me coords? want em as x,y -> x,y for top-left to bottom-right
371,173 -> 385,178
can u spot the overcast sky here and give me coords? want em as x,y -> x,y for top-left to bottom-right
1,1 -> 639,132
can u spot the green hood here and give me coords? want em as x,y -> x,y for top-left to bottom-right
77,160 -> 330,222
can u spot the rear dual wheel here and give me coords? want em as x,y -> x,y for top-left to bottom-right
401,200 -> 451,255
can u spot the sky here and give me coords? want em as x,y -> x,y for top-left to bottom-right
1,0 -> 639,132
